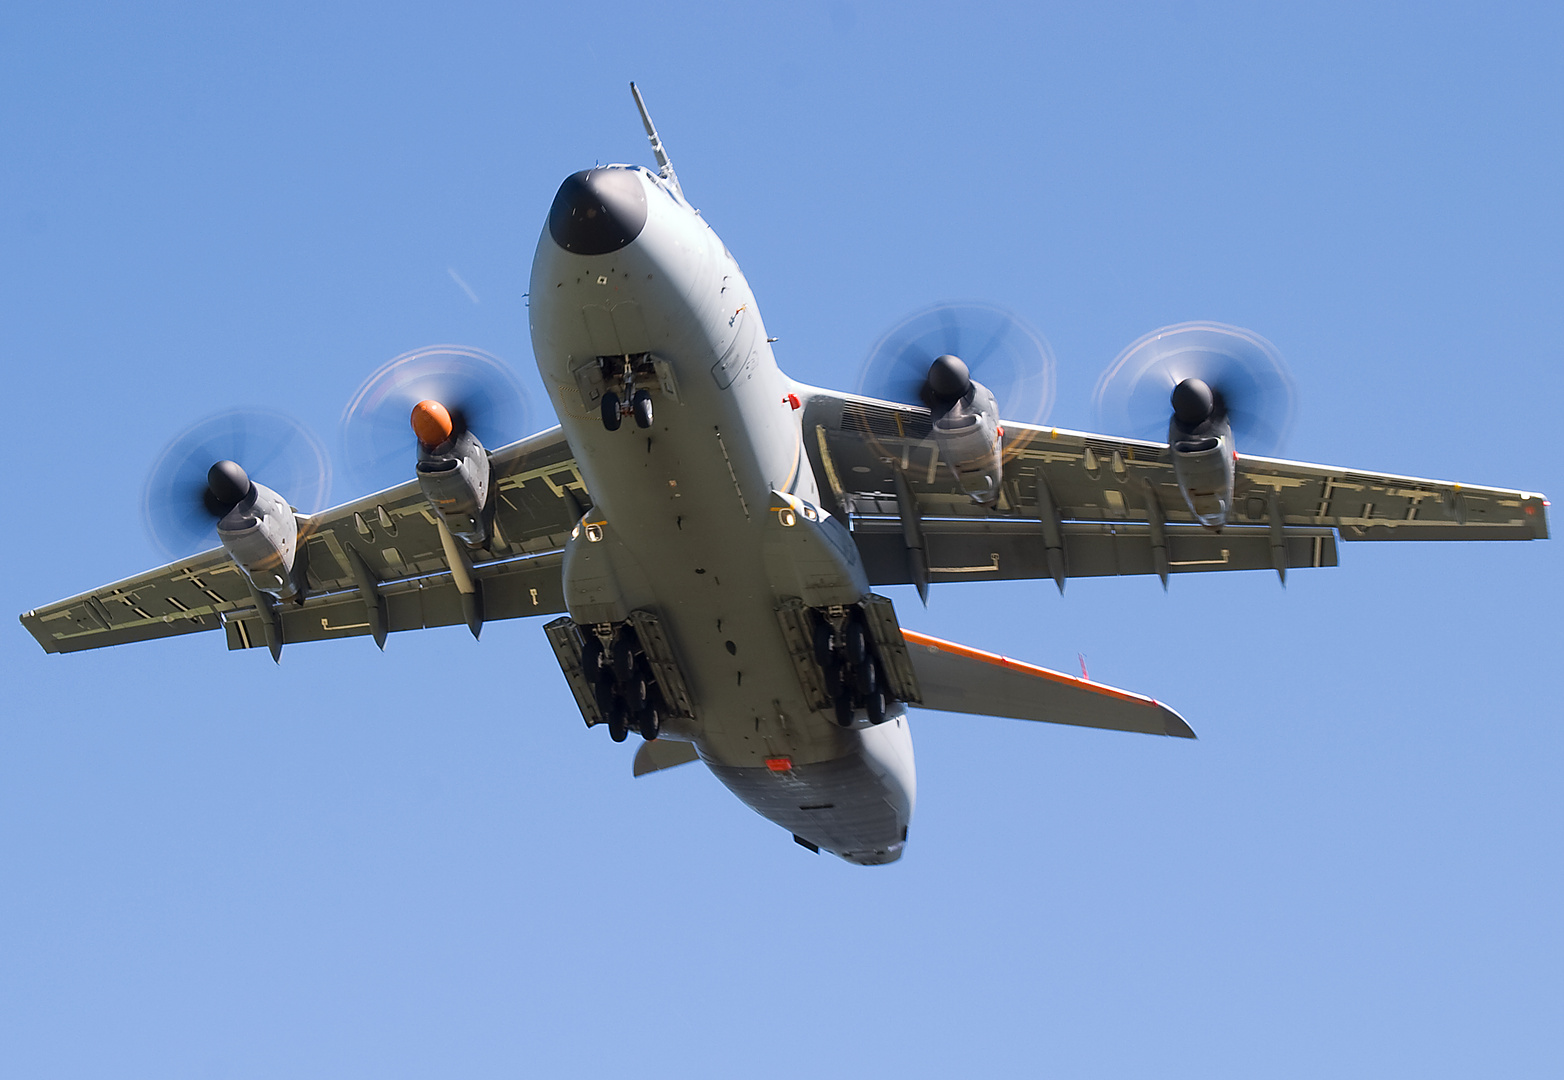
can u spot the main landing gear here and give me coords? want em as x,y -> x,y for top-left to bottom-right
812,607 -> 895,728
582,625 -> 665,742
597,354 -> 658,432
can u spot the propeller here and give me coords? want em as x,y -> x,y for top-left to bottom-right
1091,322 -> 1297,454
856,302 -> 1056,425
141,410 -> 332,558
340,345 -> 530,489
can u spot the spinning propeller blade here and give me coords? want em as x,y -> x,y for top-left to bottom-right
857,302 -> 1056,425
140,410 -> 331,558
340,345 -> 530,489
1091,322 -> 1297,453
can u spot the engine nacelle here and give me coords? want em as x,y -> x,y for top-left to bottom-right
416,428 -> 492,547
1170,433 -> 1235,526
216,482 -> 304,600
933,379 -> 1003,505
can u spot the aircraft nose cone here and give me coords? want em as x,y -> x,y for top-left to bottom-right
548,168 -> 648,255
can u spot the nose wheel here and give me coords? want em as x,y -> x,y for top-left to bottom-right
595,355 -> 661,432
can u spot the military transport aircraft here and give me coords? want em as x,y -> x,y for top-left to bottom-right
21,86 -> 1550,864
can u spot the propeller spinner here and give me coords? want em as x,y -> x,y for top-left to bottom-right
141,410 -> 331,558
341,345 -> 529,490
857,302 -> 1055,425
1091,321 -> 1297,455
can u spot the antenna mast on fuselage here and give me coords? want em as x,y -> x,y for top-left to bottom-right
629,82 -> 684,202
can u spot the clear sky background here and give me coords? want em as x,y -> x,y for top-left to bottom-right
3,3 -> 1560,1077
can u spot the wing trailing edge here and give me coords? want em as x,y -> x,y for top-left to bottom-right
901,629 -> 1195,739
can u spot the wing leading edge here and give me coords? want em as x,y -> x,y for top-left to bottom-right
22,426 -> 586,656
802,387 -> 1547,592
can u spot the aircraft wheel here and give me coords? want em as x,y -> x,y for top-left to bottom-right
811,617 -> 835,667
611,635 -> 638,683
866,687 -> 888,725
637,704 -> 661,741
833,693 -> 856,728
601,391 -> 622,431
632,389 -> 654,429
844,619 -> 869,667
821,656 -> 845,696
580,633 -> 604,676
604,693 -> 630,742
627,670 -> 650,710
593,670 -> 617,717
855,656 -> 878,697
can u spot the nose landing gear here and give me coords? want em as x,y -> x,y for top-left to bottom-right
594,354 -> 661,432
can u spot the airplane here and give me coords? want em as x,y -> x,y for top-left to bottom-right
20,85 -> 1550,865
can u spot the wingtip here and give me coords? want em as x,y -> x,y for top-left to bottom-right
1164,710 -> 1197,739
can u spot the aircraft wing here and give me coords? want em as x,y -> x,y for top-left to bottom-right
803,390 -> 1548,590
21,427 -> 588,655
902,629 -> 1195,737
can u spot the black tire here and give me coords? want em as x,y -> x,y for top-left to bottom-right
627,671 -> 650,710
833,692 -> 856,728
593,669 -> 617,717
632,389 -> 654,429
821,657 -> 844,696
855,656 -> 878,697
637,704 -> 661,741
601,391 -> 622,431
611,635 -> 637,683
844,619 -> 869,667
604,691 -> 629,742
811,617 -> 835,667
866,687 -> 888,725
580,634 -> 603,676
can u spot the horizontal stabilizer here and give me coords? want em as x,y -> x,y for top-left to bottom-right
633,739 -> 700,777
902,629 -> 1194,738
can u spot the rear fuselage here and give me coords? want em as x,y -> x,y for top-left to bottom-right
528,166 -> 913,864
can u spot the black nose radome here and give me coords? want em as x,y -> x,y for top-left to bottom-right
548,168 -> 648,255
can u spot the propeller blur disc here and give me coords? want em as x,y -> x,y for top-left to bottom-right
141,410 -> 331,558
340,345 -> 530,489
1092,321 -> 1297,454
857,302 -> 1056,425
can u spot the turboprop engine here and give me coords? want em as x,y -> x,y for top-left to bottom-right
922,354 -> 1004,506
411,399 -> 493,547
206,460 -> 307,601
1167,377 -> 1236,527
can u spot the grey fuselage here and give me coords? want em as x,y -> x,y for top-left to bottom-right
529,166 -> 914,864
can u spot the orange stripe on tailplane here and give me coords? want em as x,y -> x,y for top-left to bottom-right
899,628 -> 1159,709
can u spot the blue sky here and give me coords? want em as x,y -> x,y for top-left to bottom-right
3,3 -> 1560,1077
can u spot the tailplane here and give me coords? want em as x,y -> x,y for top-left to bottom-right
902,629 -> 1195,738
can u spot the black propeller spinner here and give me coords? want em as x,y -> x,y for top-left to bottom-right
857,302 -> 1055,425
141,409 -> 332,558
1170,376 -> 1222,430
203,460 -> 253,515
1092,322 -> 1297,454
923,354 -> 973,409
